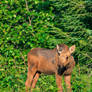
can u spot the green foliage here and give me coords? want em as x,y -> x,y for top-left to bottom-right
71,65 -> 92,92
0,0 -> 92,92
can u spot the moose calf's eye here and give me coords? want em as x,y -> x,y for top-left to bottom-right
66,56 -> 68,60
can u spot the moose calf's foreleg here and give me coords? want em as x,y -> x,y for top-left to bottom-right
64,75 -> 72,92
56,74 -> 63,92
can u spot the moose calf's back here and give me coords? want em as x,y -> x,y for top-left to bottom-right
28,48 -> 57,74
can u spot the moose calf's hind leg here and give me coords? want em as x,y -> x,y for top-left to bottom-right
31,72 -> 40,92
25,67 -> 37,92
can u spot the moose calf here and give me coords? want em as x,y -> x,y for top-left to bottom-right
25,44 -> 75,92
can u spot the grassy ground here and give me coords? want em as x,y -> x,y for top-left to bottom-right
0,65 -> 92,92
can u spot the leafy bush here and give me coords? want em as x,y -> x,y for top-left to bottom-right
0,0 -> 92,92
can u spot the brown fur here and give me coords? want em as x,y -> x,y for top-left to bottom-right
25,44 -> 75,92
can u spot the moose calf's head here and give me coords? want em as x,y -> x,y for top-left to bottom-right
56,44 -> 75,67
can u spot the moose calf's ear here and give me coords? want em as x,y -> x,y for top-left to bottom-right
69,45 -> 75,54
56,45 -> 63,55
56,44 -> 59,50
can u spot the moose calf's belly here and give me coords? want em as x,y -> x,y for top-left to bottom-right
38,61 -> 56,75
39,69 -> 55,75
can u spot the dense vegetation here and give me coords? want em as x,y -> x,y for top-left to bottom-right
0,0 -> 92,92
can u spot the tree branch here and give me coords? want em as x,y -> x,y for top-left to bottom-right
25,0 -> 32,25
